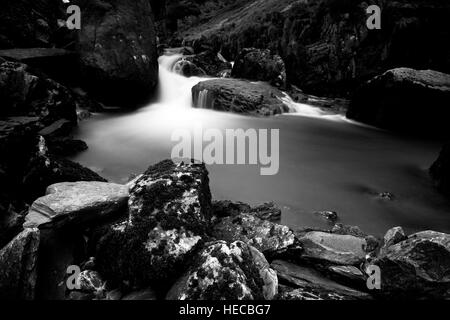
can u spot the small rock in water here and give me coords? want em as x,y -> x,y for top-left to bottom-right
314,210 -> 338,223
377,192 -> 395,201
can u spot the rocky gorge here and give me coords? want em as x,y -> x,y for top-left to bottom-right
0,0 -> 450,301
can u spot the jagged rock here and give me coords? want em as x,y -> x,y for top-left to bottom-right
373,230 -> 450,299
122,287 -> 157,300
213,213 -> 296,257
192,78 -> 288,116
298,231 -> 367,265
231,48 -> 286,88
22,136 -> 107,200
24,181 -> 128,230
212,200 -> 251,220
250,202 -> 282,222
166,241 -> 277,300
95,160 -> 212,288
173,59 -> 206,77
328,265 -> 366,284
430,143 -> 450,196
348,68 -> 450,136
383,226 -> 407,249
272,260 -> 371,300
184,51 -> 231,77
77,270 -> 106,295
0,228 -> 40,300
331,223 -> 367,238
77,0 -> 159,107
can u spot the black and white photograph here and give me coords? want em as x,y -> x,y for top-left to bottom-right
0,0 -> 449,310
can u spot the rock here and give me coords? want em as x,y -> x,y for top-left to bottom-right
24,181 -> 128,230
122,287 -> 157,300
331,223 -> 367,238
272,260 -> 371,300
315,211 -> 338,223
231,48 -> 286,88
376,192 -> 395,201
211,200 -> 251,220
213,213 -> 296,257
0,203 -> 26,248
77,270 -> 106,295
173,59 -> 206,77
328,265 -> 366,284
105,289 -> 122,300
0,228 -> 40,300
373,230 -> 450,299
46,137 -> 88,157
249,202 -> 282,222
430,143 -> 450,196
298,231 -> 367,265
383,226 -> 407,249
77,0 -> 159,107
347,68 -> 450,136
166,241 -> 276,300
0,61 -> 78,126
95,160 -> 212,288
192,79 -> 288,116
22,136 -> 107,200
248,246 -> 278,300
184,51 -> 231,77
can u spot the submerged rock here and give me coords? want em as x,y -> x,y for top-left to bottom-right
272,260 -> 371,300
77,0 -> 159,107
373,230 -> 450,299
24,181 -> 129,229
213,213 -> 296,257
0,228 -> 40,300
232,48 -> 286,88
166,241 -> 277,300
95,160 -> 212,288
298,231 -> 367,265
347,68 -> 450,136
192,78 -> 288,116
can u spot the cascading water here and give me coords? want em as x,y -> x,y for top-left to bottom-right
197,89 -> 210,109
72,53 -> 450,236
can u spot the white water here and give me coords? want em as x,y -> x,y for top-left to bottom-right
72,54 -> 450,236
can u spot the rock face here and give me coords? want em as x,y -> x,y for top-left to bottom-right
430,143 -> 450,196
166,241 -> 277,300
272,260 -> 371,300
95,160 -> 212,288
347,68 -> 450,135
298,231 -> 367,265
213,213 -> 296,257
373,231 -> 450,299
0,228 -> 40,300
24,181 -> 129,229
232,48 -> 286,88
178,0 -> 450,97
192,79 -> 288,116
77,0 -> 159,107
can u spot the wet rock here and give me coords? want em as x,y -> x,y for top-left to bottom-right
24,181 -> 128,230
95,160 -> 212,288
46,137 -> 88,157
250,202 -> 281,222
331,223 -> 367,238
212,200 -> 251,220
298,231 -> 367,265
348,68 -> 450,136
192,78 -> 288,116
184,51 -> 231,77
315,211 -> 338,223
173,59 -> 206,77
373,230 -> 450,299
364,235 -> 380,254
122,287 -> 157,300
232,48 -> 286,88
166,241 -> 276,300
213,213 -> 296,257
105,289 -> 122,300
383,226 -> 407,249
272,260 -> 371,300
376,192 -> 395,201
77,270 -> 106,295
430,143 -> 450,196
22,136 -> 107,200
77,0 -> 159,107
0,228 -> 40,300
328,265 -> 366,284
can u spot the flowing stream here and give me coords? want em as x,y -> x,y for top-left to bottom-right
72,54 -> 450,236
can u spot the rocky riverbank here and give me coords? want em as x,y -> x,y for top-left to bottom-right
1,159 -> 449,300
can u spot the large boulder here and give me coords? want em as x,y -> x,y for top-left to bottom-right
24,181 -> 129,230
166,241 -> 278,300
77,0 -> 159,107
184,51 -> 232,77
213,213 -> 296,258
373,230 -> 450,299
0,228 -> 40,300
430,143 -> 450,196
95,160 -> 212,288
231,48 -> 287,88
297,231 -> 367,265
192,79 -> 288,116
347,68 -> 450,136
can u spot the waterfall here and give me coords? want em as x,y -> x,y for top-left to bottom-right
197,89 -> 210,109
